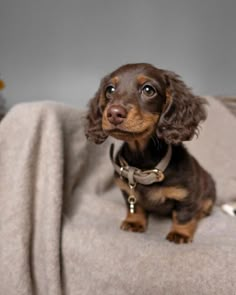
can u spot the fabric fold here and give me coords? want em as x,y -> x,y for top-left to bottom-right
0,102 -> 89,295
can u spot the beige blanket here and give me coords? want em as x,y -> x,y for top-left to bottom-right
0,99 -> 235,295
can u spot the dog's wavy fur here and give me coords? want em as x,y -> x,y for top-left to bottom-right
86,63 -> 216,244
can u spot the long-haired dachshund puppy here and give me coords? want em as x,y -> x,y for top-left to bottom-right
86,63 -> 216,244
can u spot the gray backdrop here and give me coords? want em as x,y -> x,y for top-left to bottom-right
1,0 -> 236,108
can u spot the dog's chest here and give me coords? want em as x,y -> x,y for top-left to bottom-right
114,175 -> 188,211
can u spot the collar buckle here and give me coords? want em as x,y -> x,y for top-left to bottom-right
150,168 -> 165,182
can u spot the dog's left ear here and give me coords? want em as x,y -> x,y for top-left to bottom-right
157,71 -> 207,144
85,79 -> 108,144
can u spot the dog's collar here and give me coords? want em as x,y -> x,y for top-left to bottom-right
109,143 -> 172,186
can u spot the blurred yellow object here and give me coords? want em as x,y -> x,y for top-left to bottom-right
0,80 -> 5,90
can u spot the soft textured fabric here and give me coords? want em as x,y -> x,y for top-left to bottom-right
0,98 -> 235,295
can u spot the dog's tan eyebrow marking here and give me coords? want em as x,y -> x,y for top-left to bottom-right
110,76 -> 119,86
137,75 -> 152,85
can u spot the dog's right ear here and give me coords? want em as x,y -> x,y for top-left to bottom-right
85,79 -> 108,144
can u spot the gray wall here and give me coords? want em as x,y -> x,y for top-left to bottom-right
1,0 -> 236,108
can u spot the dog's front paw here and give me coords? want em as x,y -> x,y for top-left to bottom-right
120,220 -> 146,233
166,231 -> 193,244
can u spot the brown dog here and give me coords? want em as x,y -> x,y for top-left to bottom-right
86,63 -> 216,244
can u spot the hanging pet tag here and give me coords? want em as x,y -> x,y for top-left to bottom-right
128,183 -> 137,214
128,195 -> 137,214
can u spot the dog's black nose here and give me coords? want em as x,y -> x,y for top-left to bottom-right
107,105 -> 127,126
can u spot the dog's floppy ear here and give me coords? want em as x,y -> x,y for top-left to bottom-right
157,71 -> 207,144
85,79 -> 108,144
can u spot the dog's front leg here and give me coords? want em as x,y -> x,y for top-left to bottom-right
166,209 -> 199,244
120,190 -> 148,233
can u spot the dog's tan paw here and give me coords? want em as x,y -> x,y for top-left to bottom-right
166,231 -> 193,244
120,220 -> 146,233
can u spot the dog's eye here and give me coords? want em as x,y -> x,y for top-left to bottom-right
105,85 -> 116,99
142,85 -> 156,97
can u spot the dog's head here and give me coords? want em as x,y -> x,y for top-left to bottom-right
86,63 -> 206,146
